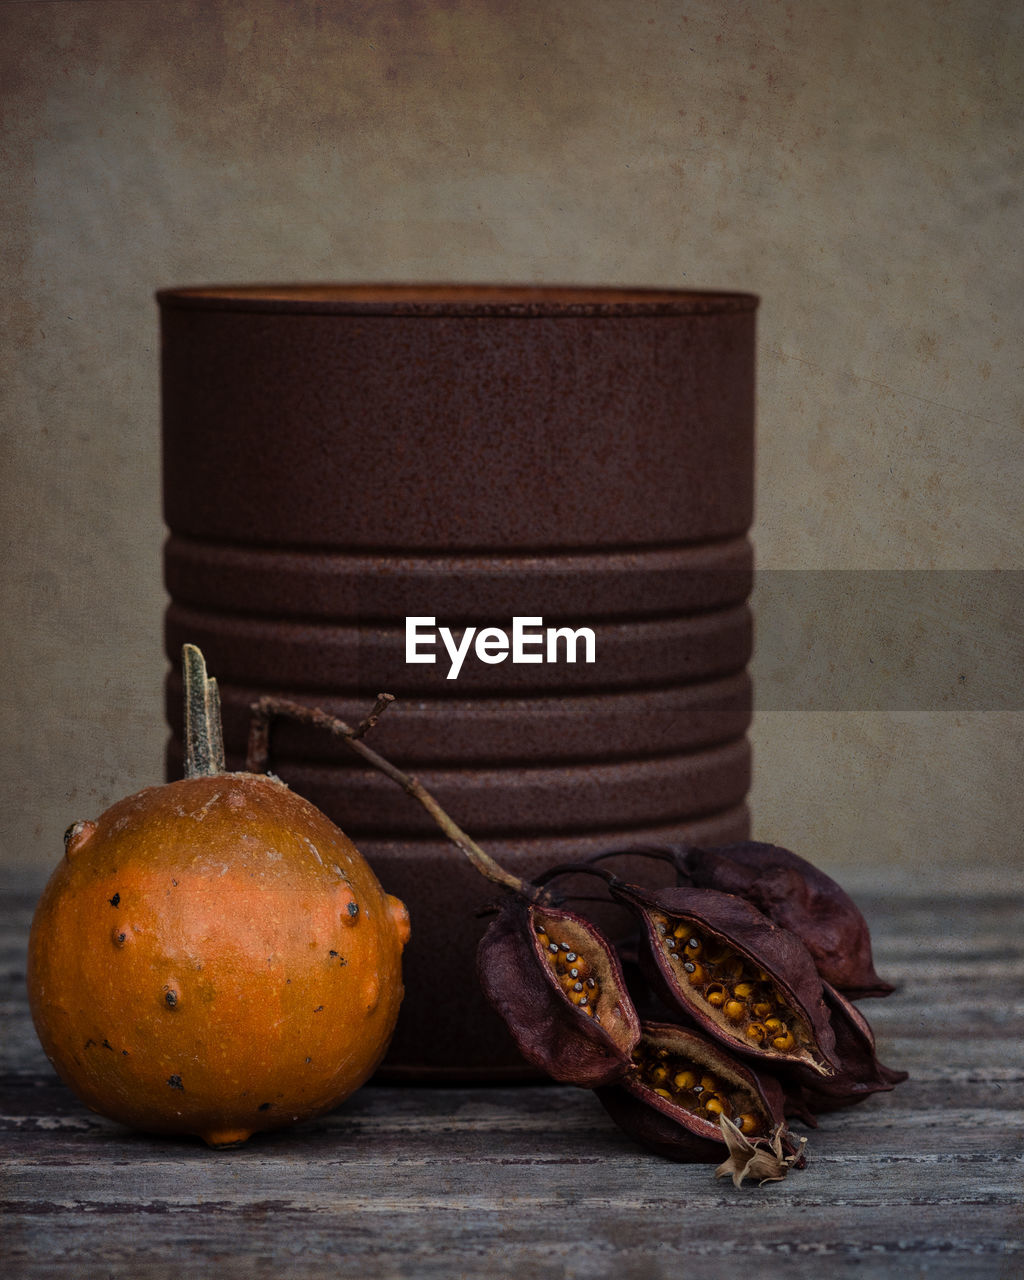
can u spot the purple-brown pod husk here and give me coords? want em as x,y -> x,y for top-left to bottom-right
682,842 -> 895,998
596,1021 -> 801,1165
784,982 -> 908,1118
476,895 -> 641,1087
610,882 -> 841,1078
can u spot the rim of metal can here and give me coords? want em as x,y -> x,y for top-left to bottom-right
155,282 -> 759,317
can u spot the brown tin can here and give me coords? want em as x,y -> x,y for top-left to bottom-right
158,285 -> 757,1079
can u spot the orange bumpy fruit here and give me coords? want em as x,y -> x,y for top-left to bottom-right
27,771 -> 409,1147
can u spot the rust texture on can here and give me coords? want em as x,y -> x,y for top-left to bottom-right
158,284 -> 758,1079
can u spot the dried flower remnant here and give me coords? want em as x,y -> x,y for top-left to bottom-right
715,1114 -> 808,1188
682,842 -> 895,998
476,896 -> 641,1087
596,1021 -> 799,1165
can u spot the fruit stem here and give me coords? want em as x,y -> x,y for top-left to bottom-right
246,695 -> 531,898
183,644 -> 226,778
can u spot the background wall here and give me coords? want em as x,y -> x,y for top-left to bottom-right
2,0 -> 1020,892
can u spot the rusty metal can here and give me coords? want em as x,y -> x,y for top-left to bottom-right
158,285 -> 757,1078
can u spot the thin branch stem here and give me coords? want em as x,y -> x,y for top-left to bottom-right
581,844 -> 693,883
532,861 -> 618,890
246,694 -> 530,897
350,693 -> 396,740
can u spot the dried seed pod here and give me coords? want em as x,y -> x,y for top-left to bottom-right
596,1021 -> 802,1167
609,882 -> 841,1078
681,842 -> 894,998
785,982 -> 908,1121
476,896 -> 642,1087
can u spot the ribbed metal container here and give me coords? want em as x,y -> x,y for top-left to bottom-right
158,284 -> 757,1079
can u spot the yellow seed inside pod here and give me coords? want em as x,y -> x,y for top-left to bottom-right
654,1088 -> 672,1099
736,1112 -> 759,1135
706,984 -> 727,1007
752,1001 -> 774,1019
703,1095 -> 726,1116
682,960 -> 706,985
724,1000 -> 746,1022
650,1064 -> 669,1085
772,1031 -> 796,1052
733,982 -> 756,999
672,1069 -> 698,1091
764,1017 -> 785,1032
745,1022 -> 768,1043
699,1075 -> 718,1093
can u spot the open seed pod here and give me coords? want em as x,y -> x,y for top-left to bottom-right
784,982 -> 909,1122
681,842 -> 894,998
476,896 -> 642,1087
596,1021 -> 801,1166
610,882 -> 841,1078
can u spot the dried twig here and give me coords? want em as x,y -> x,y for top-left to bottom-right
246,694 -> 528,896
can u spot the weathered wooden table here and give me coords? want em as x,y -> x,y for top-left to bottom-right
3,886 -> 1021,1278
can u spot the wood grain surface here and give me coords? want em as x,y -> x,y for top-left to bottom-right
2,888 -> 1022,1279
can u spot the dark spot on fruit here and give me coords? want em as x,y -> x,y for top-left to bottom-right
102,1039 -> 114,1051
122,1049 -> 129,1056
171,879 -> 178,886
314,1005 -> 324,1013
347,902 -> 359,918
167,1075 -> 184,1090
328,950 -> 338,957
84,1038 -> 96,1049
305,1057 -> 312,1064
109,893 -> 120,907
165,990 -> 179,1009
258,1102 -> 272,1111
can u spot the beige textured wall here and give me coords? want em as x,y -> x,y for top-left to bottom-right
2,0 -> 1021,892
